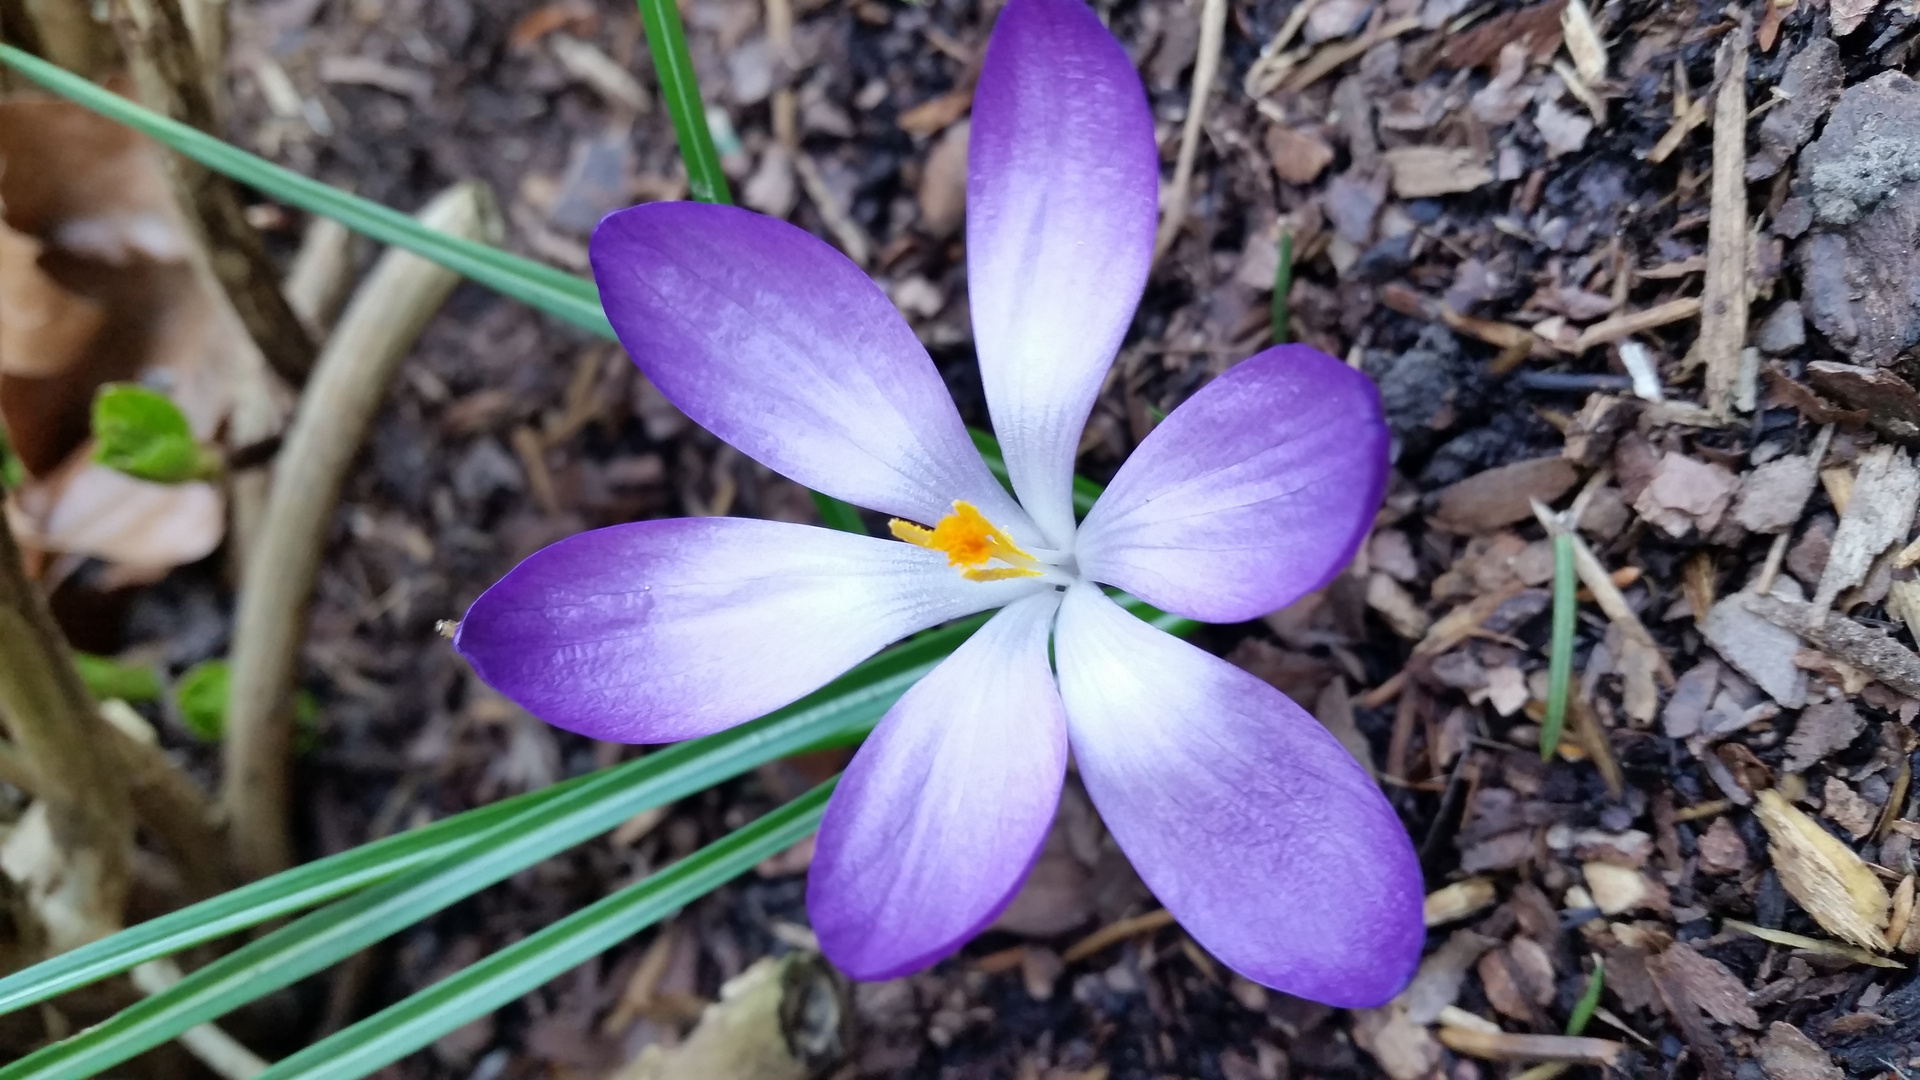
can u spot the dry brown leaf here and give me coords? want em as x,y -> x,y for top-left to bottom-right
0,100 -> 256,573
0,224 -> 105,380
1754,788 -> 1891,950
1432,457 -> 1578,533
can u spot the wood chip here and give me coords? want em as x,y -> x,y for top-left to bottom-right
1634,453 -> 1739,538
1758,1022 -> 1843,1080
1785,700 -> 1865,771
1436,1028 -> 1621,1065
1060,908 -> 1175,963
1651,943 -> 1759,1028
1705,586 -> 1809,707
1560,0 -> 1607,84
1701,18 -> 1751,416
1812,447 -> 1920,617
1571,297 -> 1702,351
1746,593 -> 1920,698
1423,878 -> 1497,926
1437,0 -> 1569,70
1754,788 -> 1891,951
1382,146 -> 1494,198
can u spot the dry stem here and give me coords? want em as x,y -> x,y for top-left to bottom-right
222,183 -> 502,878
110,0 -> 317,384
1153,0 -> 1227,261
0,513 -> 132,949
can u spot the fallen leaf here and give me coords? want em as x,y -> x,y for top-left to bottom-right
0,99 -> 254,574
1755,788 -> 1891,950
1432,456 -> 1578,533
916,120 -> 969,239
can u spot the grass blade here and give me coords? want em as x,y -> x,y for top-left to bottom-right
0,45 -> 610,338
1566,957 -> 1604,1036
1271,230 -> 1294,345
634,0 -> 730,205
255,781 -> 834,1080
1540,530 -> 1576,759
0,607 -> 982,1025
0,780 -> 551,1015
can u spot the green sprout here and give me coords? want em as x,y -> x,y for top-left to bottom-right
175,659 -> 319,749
90,384 -> 223,484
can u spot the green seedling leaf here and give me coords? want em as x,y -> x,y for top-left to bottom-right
72,653 -> 163,704
1540,530 -> 1577,759
0,425 -> 22,491
1567,957 -> 1604,1035
175,659 -> 318,748
90,384 -> 220,484
1271,230 -> 1294,345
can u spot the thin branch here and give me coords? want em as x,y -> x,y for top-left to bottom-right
222,183 -> 502,878
0,512 -> 133,949
109,0 -> 316,384
1154,0 -> 1227,261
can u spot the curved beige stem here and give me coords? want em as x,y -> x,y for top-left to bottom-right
221,183 -> 502,879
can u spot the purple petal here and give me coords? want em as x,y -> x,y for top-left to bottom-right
809,592 -> 1066,979
968,0 -> 1158,547
591,203 -> 1032,536
456,517 -> 1047,743
1053,584 -> 1422,1006
1075,346 -> 1389,624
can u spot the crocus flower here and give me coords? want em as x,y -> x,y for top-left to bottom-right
455,0 -> 1422,1005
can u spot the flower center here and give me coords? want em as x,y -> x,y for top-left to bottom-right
890,501 -> 1043,582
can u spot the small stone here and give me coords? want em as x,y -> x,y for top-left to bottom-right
1757,300 -> 1807,355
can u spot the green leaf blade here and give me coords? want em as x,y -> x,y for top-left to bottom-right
256,782 -> 833,1080
0,45 -> 612,339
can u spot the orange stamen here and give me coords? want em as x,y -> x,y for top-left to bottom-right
889,501 -> 1042,581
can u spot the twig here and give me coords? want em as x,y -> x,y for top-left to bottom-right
1062,908 -> 1176,963
108,0 -> 317,384
133,959 -> 268,1079
1700,11 -> 1750,416
222,183 -> 502,878
0,513 -> 133,948
1154,0 -> 1227,261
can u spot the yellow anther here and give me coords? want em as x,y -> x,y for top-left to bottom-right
889,501 -> 1042,580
